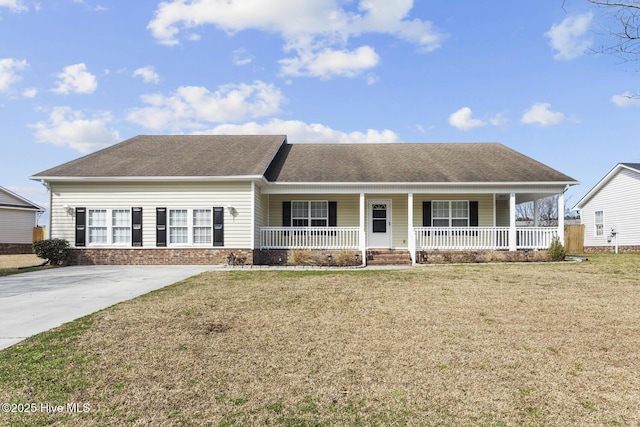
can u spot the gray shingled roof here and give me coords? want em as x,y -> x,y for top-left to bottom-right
265,143 -> 576,183
621,163 -> 640,172
32,135 -> 287,178
31,136 -> 576,184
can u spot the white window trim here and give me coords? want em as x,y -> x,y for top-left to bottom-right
432,200 -> 470,227
594,210 -> 604,237
168,207 -> 214,247
87,208 -> 132,246
291,200 -> 329,227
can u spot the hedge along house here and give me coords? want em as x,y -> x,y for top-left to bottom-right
30,135 -> 578,265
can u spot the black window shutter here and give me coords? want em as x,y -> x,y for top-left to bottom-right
75,207 -> 86,247
469,201 -> 479,227
132,207 -> 143,246
156,208 -> 167,247
282,201 -> 291,227
328,201 -> 337,227
213,206 -> 224,246
422,201 -> 432,227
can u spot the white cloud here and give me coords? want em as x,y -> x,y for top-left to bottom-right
0,58 -> 27,92
0,0 -> 28,12
199,118 -> 400,144
612,91 -> 640,107
546,12 -> 593,61
127,81 -> 285,132
32,106 -> 120,153
448,107 -> 486,131
521,103 -> 565,126
147,0 -> 443,78
133,66 -> 160,84
279,45 -> 380,79
22,87 -> 37,98
52,63 -> 98,95
233,48 -> 253,66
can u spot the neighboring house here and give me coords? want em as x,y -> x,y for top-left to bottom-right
573,163 -> 640,253
0,186 -> 45,254
30,135 -> 578,265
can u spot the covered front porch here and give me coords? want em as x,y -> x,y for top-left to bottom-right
257,189 -> 566,265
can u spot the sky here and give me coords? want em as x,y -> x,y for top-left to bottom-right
2,0 -> 640,224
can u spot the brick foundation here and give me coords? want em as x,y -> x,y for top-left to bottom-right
72,248 -> 254,265
0,243 -> 34,255
254,249 -> 362,266
415,249 -> 551,264
583,245 -> 640,254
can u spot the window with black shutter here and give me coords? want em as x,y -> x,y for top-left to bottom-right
213,206 -> 224,246
156,207 -> 167,247
75,207 -> 86,247
132,207 -> 143,246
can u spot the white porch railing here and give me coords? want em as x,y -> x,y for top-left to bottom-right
414,227 -> 558,250
260,227 -> 360,249
516,227 -> 558,249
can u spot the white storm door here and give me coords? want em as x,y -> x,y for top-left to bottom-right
367,200 -> 391,248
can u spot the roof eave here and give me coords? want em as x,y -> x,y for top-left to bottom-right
30,175 -> 265,183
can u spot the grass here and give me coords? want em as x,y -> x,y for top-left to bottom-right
1,254 -> 640,426
0,254 -> 50,277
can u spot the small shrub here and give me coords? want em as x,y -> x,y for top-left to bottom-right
548,236 -> 566,261
287,249 -> 321,266
33,238 -> 72,265
331,251 -> 359,266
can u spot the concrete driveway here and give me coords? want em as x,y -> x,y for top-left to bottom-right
0,265 -> 213,350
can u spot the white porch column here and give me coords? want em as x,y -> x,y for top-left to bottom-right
509,192 -> 517,251
557,191 -> 565,245
533,199 -> 539,227
359,193 -> 366,266
408,192 -> 415,264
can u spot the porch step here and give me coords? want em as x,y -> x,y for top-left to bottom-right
366,249 -> 412,266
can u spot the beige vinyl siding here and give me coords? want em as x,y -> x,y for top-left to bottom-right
495,200 -> 510,227
268,194 -> 360,227
0,190 -> 24,205
254,183 -> 269,247
50,181 -> 253,248
0,208 -> 36,243
413,194 -> 495,227
581,168 -> 640,247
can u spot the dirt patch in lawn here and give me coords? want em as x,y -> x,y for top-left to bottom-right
2,255 -> 640,426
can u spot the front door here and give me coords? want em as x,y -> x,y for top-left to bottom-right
367,200 -> 391,248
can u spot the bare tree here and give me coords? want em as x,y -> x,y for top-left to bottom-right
587,1 -> 640,62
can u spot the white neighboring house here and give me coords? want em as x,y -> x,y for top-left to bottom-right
573,163 -> 640,253
0,186 -> 45,254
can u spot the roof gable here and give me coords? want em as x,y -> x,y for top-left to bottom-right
32,135 -> 287,179
0,186 -> 44,211
574,163 -> 640,210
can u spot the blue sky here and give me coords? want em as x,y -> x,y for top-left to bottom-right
2,0 -> 639,220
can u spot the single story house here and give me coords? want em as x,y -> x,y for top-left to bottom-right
573,163 -> 640,253
0,185 -> 45,254
31,135 -> 578,265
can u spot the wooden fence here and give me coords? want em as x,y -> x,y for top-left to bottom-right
564,224 -> 584,254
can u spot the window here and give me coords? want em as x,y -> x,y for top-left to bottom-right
595,210 -> 604,237
87,209 -> 131,245
291,201 -> 328,227
112,209 -> 131,244
193,209 -> 212,244
88,209 -> 107,244
432,201 -> 469,227
168,208 -> 213,245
